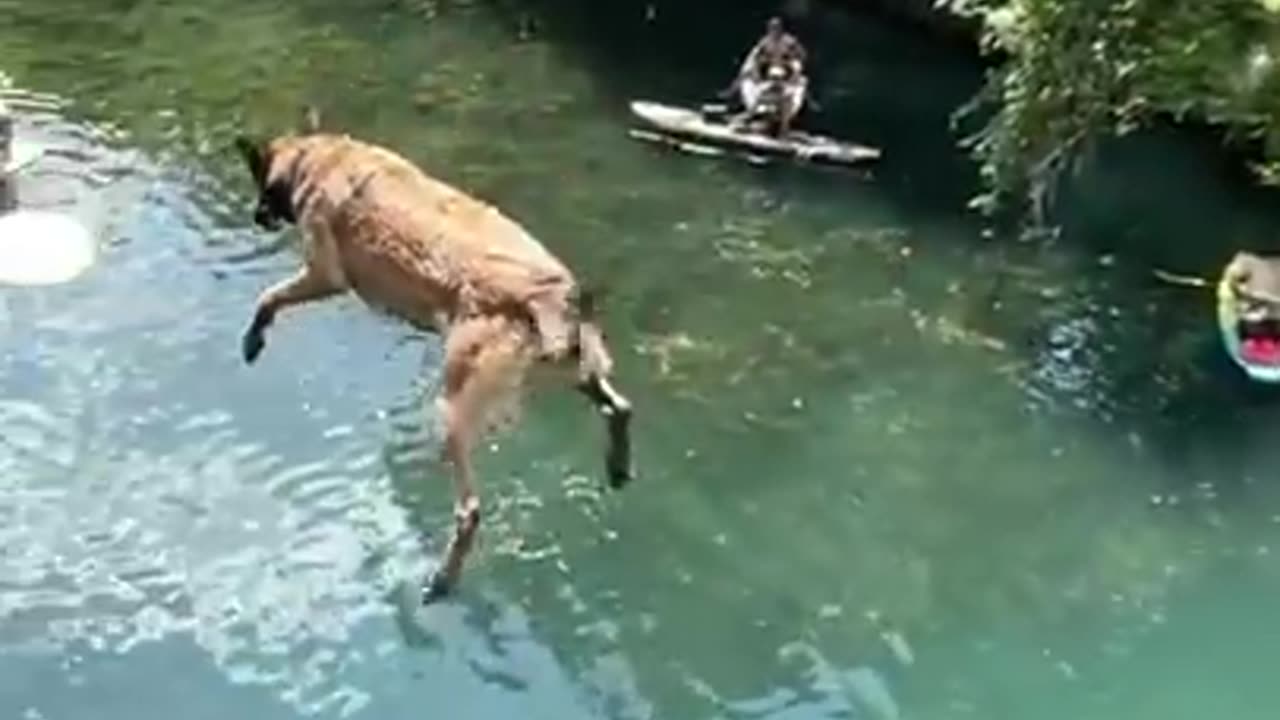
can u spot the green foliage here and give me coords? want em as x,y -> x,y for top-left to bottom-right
944,0 -> 1280,218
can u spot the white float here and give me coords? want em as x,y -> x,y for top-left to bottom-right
0,210 -> 95,286
0,97 -> 96,287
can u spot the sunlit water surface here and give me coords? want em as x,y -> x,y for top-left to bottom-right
3,1 -> 1280,718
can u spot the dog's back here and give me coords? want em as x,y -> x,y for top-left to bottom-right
267,134 -> 576,334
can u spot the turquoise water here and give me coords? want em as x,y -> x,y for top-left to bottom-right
3,1 -> 1280,718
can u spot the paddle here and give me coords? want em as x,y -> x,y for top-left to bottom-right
1153,269 -> 1212,289
1153,268 -> 1280,305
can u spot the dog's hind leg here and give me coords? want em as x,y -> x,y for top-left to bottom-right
242,266 -> 342,363
574,318 -> 634,487
423,316 -> 532,603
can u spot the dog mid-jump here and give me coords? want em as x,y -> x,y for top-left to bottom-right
233,118 -> 632,602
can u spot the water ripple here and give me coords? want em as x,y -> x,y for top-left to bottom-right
0,404 -> 423,714
0,96 -> 431,717
1020,293 -> 1119,418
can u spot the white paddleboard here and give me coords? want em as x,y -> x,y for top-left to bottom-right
0,210 -> 96,286
629,100 -> 882,166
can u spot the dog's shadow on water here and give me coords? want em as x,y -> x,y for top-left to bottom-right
388,580 -> 447,649
386,567 -> 543,698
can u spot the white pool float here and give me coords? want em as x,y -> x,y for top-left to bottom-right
0,210 -> 95,286
0,98 -> 96,287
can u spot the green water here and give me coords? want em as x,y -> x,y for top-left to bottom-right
3,1 -> 1280,718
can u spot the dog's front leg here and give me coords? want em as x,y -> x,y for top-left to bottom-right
242,266 -> 341,363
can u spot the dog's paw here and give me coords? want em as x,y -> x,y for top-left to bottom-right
241,329 -> 266,365
420,569 -> 453,605
607,461 -> 634,490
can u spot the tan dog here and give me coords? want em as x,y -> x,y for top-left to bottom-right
233,118 -> 632,603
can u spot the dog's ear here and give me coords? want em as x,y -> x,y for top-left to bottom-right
234,135 -> 268,186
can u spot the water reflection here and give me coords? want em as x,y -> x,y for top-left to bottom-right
0,97 -> 417,717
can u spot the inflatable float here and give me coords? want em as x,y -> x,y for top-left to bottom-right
0,97 -> 96,286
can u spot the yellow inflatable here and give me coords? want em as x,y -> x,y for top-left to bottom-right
1216,251 -> 1280,383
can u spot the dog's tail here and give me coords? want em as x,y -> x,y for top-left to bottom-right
575,287 -> 605,372
300,105 -> 322,134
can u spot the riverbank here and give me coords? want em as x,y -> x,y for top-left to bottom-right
839,0 -> 979,46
